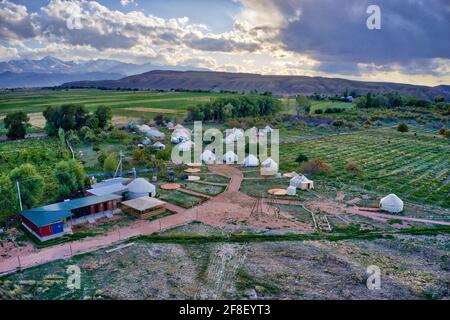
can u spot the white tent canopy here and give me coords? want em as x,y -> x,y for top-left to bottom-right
380,194 -> 404,213
263,125 -> 273,133
244,154 -> 259,167
128,178 -> 156,199
201,150 -> 216,164
223,151 -> 239,164
290,175 -> 314,190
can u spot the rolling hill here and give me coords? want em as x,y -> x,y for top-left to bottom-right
63,70 -> 450,100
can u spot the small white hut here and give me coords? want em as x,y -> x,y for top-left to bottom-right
127,178 -> 156,199
290,175 -> 314,190
260,158 -> 278,176
380,194 -> 404,213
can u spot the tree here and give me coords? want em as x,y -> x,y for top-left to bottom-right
97,150 -> 109,166
295,153 -> 309,164
0,175 -> 17,223
9,164 -> 44,209
54,160 -> 85,198
43,104 -> 88,136
397,123 -> 409,133
295,95 -> 312,116
4,112 -> 30,140
103,154 -> 118,173
94,105 -> 112,129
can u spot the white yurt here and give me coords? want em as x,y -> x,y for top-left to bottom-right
146,128 -> 165,139
260,158 -> 279,176
153,142 -> 166,150
380,194 -> 404,213
178,141 -> 195,152
290,175 -> 314,190
128,178 -> 156,199
225,128 -> 244,144
201,150 -> 216,164
263,125 -> 273,133
223,151 -> 239,164
244,155 -> 259,167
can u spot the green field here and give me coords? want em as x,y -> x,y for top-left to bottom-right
280,128 -> 450,208
310,100 -> 354,112
0,89 -> 238,116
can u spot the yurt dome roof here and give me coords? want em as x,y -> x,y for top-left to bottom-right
128,178 -> 155,193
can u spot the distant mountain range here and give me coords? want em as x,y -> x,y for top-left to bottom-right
0,56 -> 209,88
63,70 -> 450,100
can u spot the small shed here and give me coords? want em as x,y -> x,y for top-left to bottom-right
290,175 -> 314,190
201,150 -> 216,164
260,158 -> 278,176
127,178 -> 156,199
380,194 -> 404,213
120,196 -> 167,219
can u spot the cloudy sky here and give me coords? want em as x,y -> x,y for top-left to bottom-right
1,0 -> 449,86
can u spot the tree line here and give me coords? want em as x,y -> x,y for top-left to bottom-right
186,95 -> 282,121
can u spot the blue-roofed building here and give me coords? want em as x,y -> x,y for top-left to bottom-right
21,194 -> 122,242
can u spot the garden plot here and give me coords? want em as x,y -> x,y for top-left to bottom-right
158,189 -> 205,208
184,182 -> 225,196
279,129 -> 450,208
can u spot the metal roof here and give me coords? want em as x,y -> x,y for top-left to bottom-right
121,196 -> 166,212
21,210 -> 73,228
87,184 -> 128,196
22,194 -> 122,214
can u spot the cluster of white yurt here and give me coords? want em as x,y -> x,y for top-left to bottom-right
127,178 -> 156,199
380,194 -> 404,213
260,158 -> 279,176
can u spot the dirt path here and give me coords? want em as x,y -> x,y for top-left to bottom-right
0,209 -> 195,275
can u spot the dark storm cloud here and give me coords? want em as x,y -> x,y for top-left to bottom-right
277,0 -> 450,72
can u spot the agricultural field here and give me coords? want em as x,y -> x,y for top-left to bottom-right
0,89 -> 239,117
279,127 -> 450,208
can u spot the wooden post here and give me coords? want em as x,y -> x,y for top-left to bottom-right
159,220 -> 162,231
17,256 -> 21,270
70,244 -> 73,256
118,230 -> 121,240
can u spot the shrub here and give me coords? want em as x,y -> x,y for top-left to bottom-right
345,161 -> 361,175
109,129 -> 128,141
301,158 -> 332,175
295,153 -> 309,164
438,128 -> 450,138
397,123 -> 409,133
97,150 -> 108,166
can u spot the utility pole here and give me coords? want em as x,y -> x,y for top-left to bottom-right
16,180 -> 23,212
